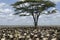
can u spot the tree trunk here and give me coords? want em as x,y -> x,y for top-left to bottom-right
33,14 -> 39,28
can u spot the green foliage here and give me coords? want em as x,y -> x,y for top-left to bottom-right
11,0 -> 56,26
12,0 -> 56,15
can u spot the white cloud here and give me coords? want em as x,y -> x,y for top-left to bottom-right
4,9 -> 12,13
19,0 -> 25,1
0,3 -> 15,19
0,2 -> 30,25
0,3 -> 9,9
0,2 -> 60,26
0,3 -> 6,7
50,0 -> 60,3
0,3 -> 14,15
0,15 -> 6,17
38,11 -> 60,26
0,9 -> 13,14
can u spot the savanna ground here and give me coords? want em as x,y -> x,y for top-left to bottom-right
0,25 -> 60,40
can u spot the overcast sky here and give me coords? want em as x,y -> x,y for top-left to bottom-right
0,0 -> 60,26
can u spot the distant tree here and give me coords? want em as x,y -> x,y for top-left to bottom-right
12,0 -> 56,27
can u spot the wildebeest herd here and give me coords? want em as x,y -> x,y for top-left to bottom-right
0,26 -> 60,40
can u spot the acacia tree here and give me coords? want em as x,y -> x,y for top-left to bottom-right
12,0 -> 56,27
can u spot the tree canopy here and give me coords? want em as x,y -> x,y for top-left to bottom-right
12,0 -> 56,27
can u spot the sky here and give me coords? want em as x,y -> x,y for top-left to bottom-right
0,0 -> 60,26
